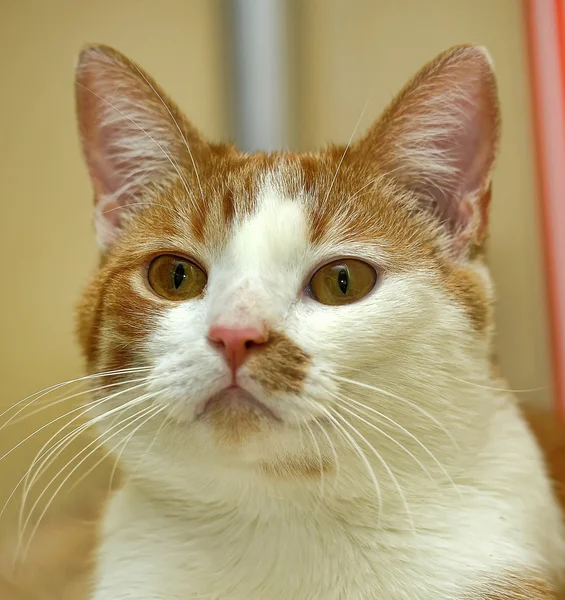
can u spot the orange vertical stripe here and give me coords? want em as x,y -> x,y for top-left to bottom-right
524,0 -> 565,420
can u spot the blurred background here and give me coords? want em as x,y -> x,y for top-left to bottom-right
0,0 -> 557,558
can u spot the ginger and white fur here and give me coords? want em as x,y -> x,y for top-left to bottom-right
72,45 -> 565,599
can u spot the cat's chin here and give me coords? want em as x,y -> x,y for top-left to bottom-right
197,386 -> 281,423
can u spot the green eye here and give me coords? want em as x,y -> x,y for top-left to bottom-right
309,259 -> 377,305
147,255 -> 207,301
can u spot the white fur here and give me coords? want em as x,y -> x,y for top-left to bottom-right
90,179 -> 565,599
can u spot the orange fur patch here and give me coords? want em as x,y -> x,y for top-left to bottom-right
442,264 -> 492,331
247,331 -> 311,393
260,454 -> 335,480
471,575 -> 560,599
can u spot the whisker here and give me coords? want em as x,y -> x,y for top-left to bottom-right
312,417 -> 340,484
18,402 -> 163,565
120,407 -> 169,487
100,201 -> 184,217
0,380 -> 154,468
0,366 -> 151,425
3,376 -> 152,429
346,176 -> 382,202
307,400 -> 383,524
333,374 -> 458,449
17,396 -> 158,544
18,385 -> 156,524
445,373 -> 545,394
0,381 -> 154,532
335,392 -> 461,498
327,405 -> 417,537
68,402 -> 166,499
302,417 -> 325,504
295,414 -> 306,453
332,394 -> 436,484
21,399 -> 156,539
323,100 -> 369,205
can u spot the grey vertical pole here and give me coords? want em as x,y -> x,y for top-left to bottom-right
227,0 -> 289,153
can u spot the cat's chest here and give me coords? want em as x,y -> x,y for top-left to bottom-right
91,484 -> 563,600
91,497 -> 489,600
91,528 -> 481,600
93,509 -> 382,599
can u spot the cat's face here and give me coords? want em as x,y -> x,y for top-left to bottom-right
75,45 -> 499,497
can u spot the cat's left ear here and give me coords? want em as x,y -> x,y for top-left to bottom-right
75,45 -> 209,250
354,45 -> 500,256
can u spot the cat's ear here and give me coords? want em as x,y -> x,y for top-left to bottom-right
355,45 -> 500,255
75,45 -> 207,249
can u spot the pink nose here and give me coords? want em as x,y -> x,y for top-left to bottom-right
208,326 -> 268,374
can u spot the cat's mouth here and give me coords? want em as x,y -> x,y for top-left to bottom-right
197,386 -> 281,422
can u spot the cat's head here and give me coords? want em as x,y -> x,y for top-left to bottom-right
75,45 -> 499,501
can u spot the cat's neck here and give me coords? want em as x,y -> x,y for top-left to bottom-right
94,399 -> 565,600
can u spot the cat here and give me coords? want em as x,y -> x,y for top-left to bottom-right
0,411 -> 563,600
69,43 -> 565,599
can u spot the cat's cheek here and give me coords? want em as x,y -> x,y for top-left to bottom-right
142,302 -> 230,422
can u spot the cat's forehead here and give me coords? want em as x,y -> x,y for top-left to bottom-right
196,156 -> 323,251
152,160 -> 308,259
189,159 -> 382,268
226,175 -> 308,267
124,153 -> 438,274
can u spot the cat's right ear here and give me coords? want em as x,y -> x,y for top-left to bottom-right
75,45 -> 208,250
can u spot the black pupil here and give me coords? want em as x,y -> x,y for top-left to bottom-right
337,268 -> 349,294
173,263 -> 186,289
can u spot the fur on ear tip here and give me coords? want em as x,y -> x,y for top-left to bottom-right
75,44 -> 130,77
76,44 -> 107,67
472,45 -> 496,70
437,44 -> 496,76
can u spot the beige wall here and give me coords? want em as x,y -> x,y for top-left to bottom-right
0,0 -> 551,532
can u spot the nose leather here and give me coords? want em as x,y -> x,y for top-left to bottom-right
208,326 -> 268,376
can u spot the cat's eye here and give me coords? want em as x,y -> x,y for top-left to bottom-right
309,259 -> 377,306
147,255 -> 207,301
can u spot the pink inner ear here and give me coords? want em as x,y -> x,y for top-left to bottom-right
445,64 -> 498,216
75,45 -> 205,250
77,66 -> 155,205
359,46 -> 500,247
86,144 -> 120,203
419,75 -> 496,232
